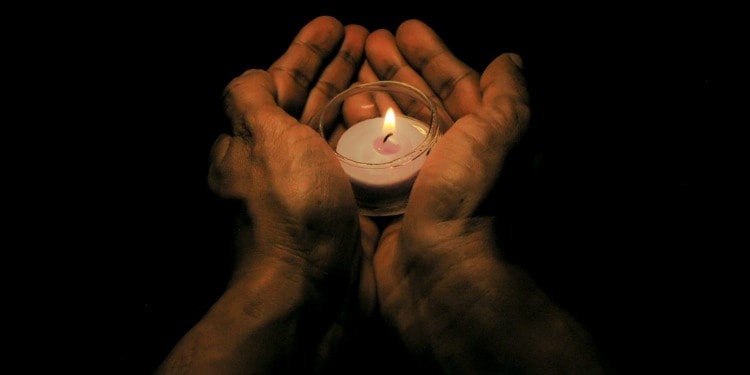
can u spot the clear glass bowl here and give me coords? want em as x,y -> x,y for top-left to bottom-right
310,81 -> 440,216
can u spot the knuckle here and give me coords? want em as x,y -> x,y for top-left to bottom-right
312,80 -> 342,101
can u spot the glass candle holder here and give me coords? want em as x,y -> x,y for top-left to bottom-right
310,81 -> 439,216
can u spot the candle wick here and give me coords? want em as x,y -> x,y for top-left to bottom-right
383,133 -> 394,143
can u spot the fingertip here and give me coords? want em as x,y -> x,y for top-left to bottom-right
364,29 -> 400,79
396,18 -> 428,34
365,28 -> 394,49
209,133 -> 232,165
506,53 -> 524,69
484,54 -> 528,102
344,23 -> 369,38
300,15 -> 345,45
343,23 -> 369,56
314,15 -> 344,30
395,18 -> 437,45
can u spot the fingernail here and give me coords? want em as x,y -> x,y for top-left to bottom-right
508,53 -> 524,69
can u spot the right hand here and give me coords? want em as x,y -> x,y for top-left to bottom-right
357,20 -> 605,374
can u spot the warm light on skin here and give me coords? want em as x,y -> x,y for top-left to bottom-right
383,107 -> 396,135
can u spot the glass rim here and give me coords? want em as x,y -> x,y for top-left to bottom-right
312,80 -> 439,169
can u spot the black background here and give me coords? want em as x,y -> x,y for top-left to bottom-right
82,4 -> 736,374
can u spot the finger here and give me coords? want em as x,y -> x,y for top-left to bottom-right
207,134 -> 252,200
334,63 -> 404,132
340,61 -> 383,127
408,54 -> 529,222
360,62 -> 402,115
351,63 -> 433,128
478,53 -> 530,151
300,24 -> 368,125
395,19 -> 481,121
224,69 -> 298,139
357,59 -> 378,84
365,28 -> 453,132
364,29 -> 436,102
268,16 -> 346,115
340,79 -> 401,129
341,85 -> 380,128
313,78 -> 380,139
358,216 -> 379,316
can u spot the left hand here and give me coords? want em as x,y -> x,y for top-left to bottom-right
158,16 -> 374,374
208,16 -> 368,307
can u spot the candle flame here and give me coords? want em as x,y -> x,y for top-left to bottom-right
383,107 -> 396,134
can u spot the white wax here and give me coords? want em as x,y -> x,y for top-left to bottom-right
336,116 -> 428,187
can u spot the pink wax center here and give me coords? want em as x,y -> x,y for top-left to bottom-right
373,133 -> 400,154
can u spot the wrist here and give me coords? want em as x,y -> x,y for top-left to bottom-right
398,219 -> 604,373
426,263 -> 605,374
229,228 -> 360,327
226,257 -> 312,322
186,260 -> 331,374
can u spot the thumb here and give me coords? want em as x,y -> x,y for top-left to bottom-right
408,54 -> 530,222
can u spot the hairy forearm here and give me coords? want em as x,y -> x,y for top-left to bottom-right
156,262 -> 318,375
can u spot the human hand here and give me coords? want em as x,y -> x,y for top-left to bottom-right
158,16 -> 373,374
357,20 -> 605,373
208,15 -> 368,308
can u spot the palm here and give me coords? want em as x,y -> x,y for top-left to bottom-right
355,19 -> 530,359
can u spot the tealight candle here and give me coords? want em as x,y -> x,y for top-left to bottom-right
311,81 -> 439,216
336,108 -> 428,187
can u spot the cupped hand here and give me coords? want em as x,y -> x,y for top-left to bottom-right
358,20 -> 603,374
158,17 -> 382,374
207,15 -> 370,329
